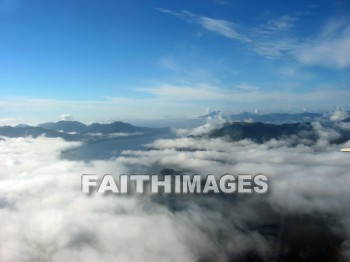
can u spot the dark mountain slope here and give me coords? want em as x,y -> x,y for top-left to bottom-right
210,122 -> 316,143
39,121 -> 88,133
210,121 -> 350,144
230,112 -> 323,123
0,126 -> 82,141
0,121 -> 169,142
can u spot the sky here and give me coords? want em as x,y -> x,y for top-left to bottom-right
0,0 -> 350,123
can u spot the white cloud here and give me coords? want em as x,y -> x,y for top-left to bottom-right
190,13 -> 250,42
1,123 -> 350,261
329,109 -> 349,121
255,16 -> 350,67
173,112 -> 226,137
266,15 -> 296,32
1,85 -> 350,123
157,8 -> 350,68
295,18 -> 350,68
0,137 -> 201,261
156,9 -> 250,42
139,83 -> 230,100
60,114 -> 73,121
0,136 -> 273,261
139,83 -> 350,108
296,38 -> 350,68
0,97 -> 207,122
0,118 -> 20,126
157,9 -> 296,58
251,38 -> 296,58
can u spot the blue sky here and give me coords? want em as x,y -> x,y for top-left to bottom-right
0,0 -> 349,123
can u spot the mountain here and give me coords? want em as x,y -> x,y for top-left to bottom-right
88,121 -> 145,134
200,111 -> 222,119
0,121 -> 169,142
229,112 -> 323,123
39,121 -> 88,133
209,121 -> 350,144
210,122 -> 315,143
0,125 -> 82,141
38,120 -> 164,135
15,124 -> 31,128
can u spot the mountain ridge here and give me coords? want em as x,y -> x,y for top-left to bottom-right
0,120 -> 169,141
209,121 -> 350,144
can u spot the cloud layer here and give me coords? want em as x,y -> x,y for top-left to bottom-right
1,124 -> 350,261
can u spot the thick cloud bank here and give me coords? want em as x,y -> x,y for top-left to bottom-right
0,132 -> 350,261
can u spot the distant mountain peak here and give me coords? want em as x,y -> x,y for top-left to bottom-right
230,112 -> 323,123
0,120 -> 169,141
200,110 -> 222,119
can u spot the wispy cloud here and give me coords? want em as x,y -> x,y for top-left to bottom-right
265,15 -> 297,32
139,83 -> 230,100
157,8 -> 350,68
294,18 -> 350,69
250,15 -> 298,58
0,118 -> 19,126
139,83 -> 350,106
1,82 -> 349,122
191,13 -> 251,42
156,8 -> 250,42
156,8 -> 295,58
60,113 -> 73,121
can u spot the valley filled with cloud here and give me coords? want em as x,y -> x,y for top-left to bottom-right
1,116 -> 350,262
